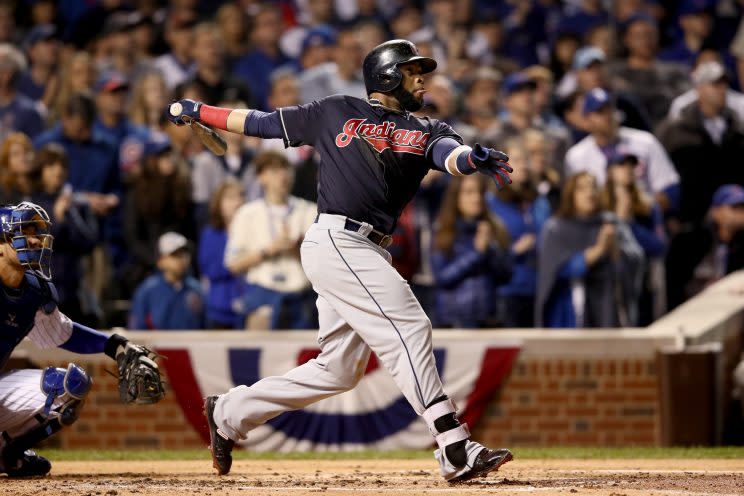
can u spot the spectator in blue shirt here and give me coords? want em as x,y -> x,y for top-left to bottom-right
92,72 -> 151,177
130,231 -> 205,330
432,174 -> 513,328
487,139 -> 551,328
0,44 -> 44,141
198,180 -> 245,329
231,4 -> 292,111
17,24 -> 59,104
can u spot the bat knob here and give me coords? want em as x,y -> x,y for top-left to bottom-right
169,102 -> 183,116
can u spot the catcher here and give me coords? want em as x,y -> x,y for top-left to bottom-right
0,201 -> 165,477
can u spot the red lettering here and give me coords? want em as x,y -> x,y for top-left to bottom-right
405,130 -> 423,146
335,118 -> 366,147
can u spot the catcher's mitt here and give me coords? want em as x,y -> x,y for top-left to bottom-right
115,342 -> 166,404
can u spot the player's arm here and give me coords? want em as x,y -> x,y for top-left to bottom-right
166,99 -> 284,139
430,137 -> 513,190
28,309 -> 165,404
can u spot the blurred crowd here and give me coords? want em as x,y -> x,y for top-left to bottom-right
2,0 -> 744,330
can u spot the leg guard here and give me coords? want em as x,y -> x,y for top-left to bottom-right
2,363 -> 90,467
422,396 -> 470,468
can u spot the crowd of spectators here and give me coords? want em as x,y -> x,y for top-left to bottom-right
2,0 -> 744,330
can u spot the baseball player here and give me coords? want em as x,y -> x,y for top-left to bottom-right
0,201 -> 165,477
167,40 -> 514,482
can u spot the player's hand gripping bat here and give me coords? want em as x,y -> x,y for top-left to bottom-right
169,102 -> 228,156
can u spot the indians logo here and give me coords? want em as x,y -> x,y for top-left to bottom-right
335,118 -> 429,155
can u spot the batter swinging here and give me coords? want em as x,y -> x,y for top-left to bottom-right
166,39 -> 514,482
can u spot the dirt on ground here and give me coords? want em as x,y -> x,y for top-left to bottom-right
2,458 -> 744,496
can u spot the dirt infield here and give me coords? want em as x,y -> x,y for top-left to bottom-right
3,458 -> 744,496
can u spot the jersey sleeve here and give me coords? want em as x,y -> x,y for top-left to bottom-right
424,119 -> 463,170
277,98 -> 329,148
27,308 -> 74,349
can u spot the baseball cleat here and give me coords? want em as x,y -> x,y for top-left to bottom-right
203,396 -> 235,475
4,450 -> 52,478
448,448 -> 513,483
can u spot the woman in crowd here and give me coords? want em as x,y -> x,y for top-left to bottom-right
129,71 -> 170,136
432,174 -> 513,328
601,152 -> 667,324
123,138 -> 194,293
0,132 -> 36,203
48,51 -> 97,124
487,138 -> 550,327
198,180 -> 245,329
31,143 -> 99,323
536,172 -> 644,328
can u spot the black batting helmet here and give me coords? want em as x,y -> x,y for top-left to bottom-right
363,39 -> 437,94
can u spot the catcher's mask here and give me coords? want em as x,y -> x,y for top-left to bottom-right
0,201 -> 54,280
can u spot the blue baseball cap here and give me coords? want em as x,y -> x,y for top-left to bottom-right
582,87 -> 612,114
94,72 -> 129,93
143,137 -> 172,158
678,0 -> 715,16
502,73 -> 537,95
23,24 -> 57,49
301,25 -> 337,53
621,12 -> 657,33
712,185 -> 744,207
573,46 -> 605,70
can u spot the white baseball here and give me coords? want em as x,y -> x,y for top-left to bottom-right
169,102 -> 183,116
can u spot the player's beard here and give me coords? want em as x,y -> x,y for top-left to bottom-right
392,86 -> 423,112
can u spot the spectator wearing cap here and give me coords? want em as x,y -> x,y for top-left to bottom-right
124,137 -> 194,293
497,73 -> 569,172
659,61 -> 744,227
176,22 -> 252,107
232,4 -> 292,111
557,46 -> 652,132
299,27 -> 366,103
279,0 -> 339,61
668,57 -> 744,122
0,44 -> 44,141
129,231 -> 205,330
659,0 -> 716,67
556,0 -> 609,39
17,24 -> 59,104
298,25 -> 337,72
524,65 -> 567,136
191,98 -> 261,229
680,185 -> 744,297
565,88 -> 680,213
151,13 -> 196,90
92,72 -> 151,176
224,151 -> 317,330
608,13 -> 690,126
93,11 -> 151,82
601,152 -> 667,324
657,63 -> 744,308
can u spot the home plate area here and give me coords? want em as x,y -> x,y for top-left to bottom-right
3,459 -> 744,496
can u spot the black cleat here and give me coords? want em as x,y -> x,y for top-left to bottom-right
203,396 -> 235,475
5,450 -> 52,478
448,448 -> 513,483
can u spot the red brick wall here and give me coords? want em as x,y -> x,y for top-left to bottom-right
38,354 -> 659,450
472,357 -> 659,447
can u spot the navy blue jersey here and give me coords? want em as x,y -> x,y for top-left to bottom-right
278,95 -> 462,234
0,273 -> 59,368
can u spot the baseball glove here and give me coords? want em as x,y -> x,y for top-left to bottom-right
115,342 -> 166,405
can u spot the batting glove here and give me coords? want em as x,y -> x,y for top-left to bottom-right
166,99 -> 202,126
469,143 -> 513,190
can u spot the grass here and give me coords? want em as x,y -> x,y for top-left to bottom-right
37,446 -> 744,462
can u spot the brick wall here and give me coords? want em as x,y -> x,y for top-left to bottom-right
472,357 -> 659,447
41,355 -> 659,450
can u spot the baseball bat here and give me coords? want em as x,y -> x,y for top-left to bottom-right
169,103 -> 227,156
